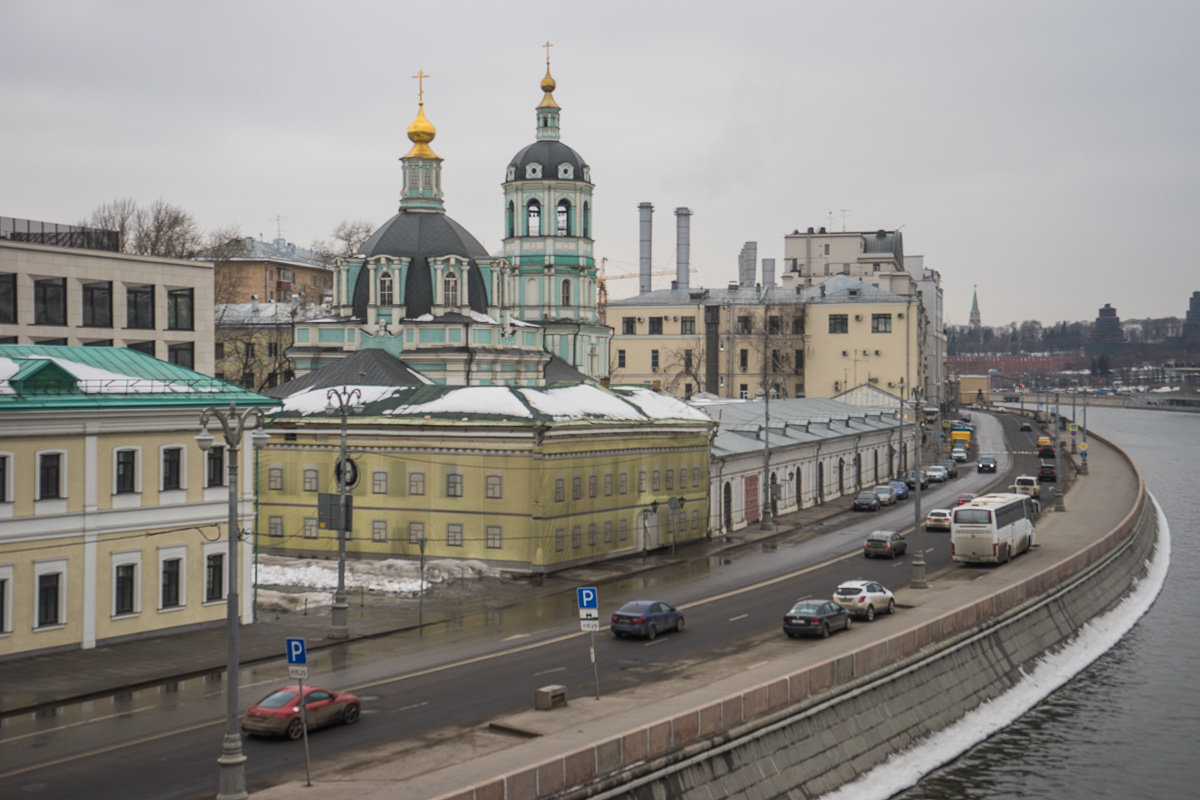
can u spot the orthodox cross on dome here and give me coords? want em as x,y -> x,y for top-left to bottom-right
412,70 -> 430,103
543,40 -> 553,66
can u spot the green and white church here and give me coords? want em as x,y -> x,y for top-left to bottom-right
290,60 -> 610,386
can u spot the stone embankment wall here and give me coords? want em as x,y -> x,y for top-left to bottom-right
435,432 -> 1155,800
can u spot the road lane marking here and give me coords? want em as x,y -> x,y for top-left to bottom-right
534,666 -> 566,677
398,701 -> 429,712
745,661 -> 769,671
729,613 -> 749,622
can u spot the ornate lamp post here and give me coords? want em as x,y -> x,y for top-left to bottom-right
326,387 -> 363,639
196,403 -> 269,800
909,389 -> 929,589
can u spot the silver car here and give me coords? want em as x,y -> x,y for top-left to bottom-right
872,485 -> 897,506
832,579 -> 897,621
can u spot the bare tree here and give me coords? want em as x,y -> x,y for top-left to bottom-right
312,219 -> 375,261
131,199 -> 202,258
86,198 -> 138,250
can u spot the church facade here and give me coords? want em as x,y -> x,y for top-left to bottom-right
288,63 -> 610,386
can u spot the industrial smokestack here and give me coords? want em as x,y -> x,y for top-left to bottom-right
738,242 -> 757,288
762,258 -> 775,288
638,202 -> 654,295
674,207 -> 692,292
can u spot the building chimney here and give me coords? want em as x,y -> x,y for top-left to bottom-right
762,257 -> 775,288
674,207 -> 692,292
738,242 -> 757,288
638,202 -> 654,295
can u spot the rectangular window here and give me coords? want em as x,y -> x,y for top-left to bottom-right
409,471 -> 425,495
372,470 -> 388,494
245,342 -> 255,359
555,528 -> 565,552
446,523 -> 463,547
736,316 -> 751,334
692,509 -> 700,528
37,573 -> 61,626
167,288 -> 194,330
126,285 -> 154,329
768,315 -> 781,334
795,349 -> 804,373
115,563 -> 136,615
161,448 -> 183,491
572,475 -> 582,500
83,281 -> 113,327
622,317 -> 636,335
116,449 -> 137,494
205,554 -> 224,601
267,341 -> 278,358
619,471 -> 628,494
446,473 -> 463,497
588,523 -> 598,546
372,520 -> 388,543
740,384 -> 748,399
828,314 -> 848,334
648,317 -> 663,335
680,316 -> 696,334
692,466 -> 701,487
127,341 -> 156,357
303,518 -> 318,538
486,475 -> 502,498
603,521 -> 613,543
739,349 -> 748,371
167,342 -> 194,370
684,349 -> 693,372
161,558 -> 181,608
39,453 -> 62,499
0,273 -> 15,324
619,518 -> 628,541
617,349 -> 626,368
571,526 -> 582,549
665,468 -> 674,490
652,469 -> 661,491
303,468 -> 318,492
268,516 -> 284,537
604,473 -> 613,496
792,317 -> 804,335
651,350 -> 659,371
485,526 -> 502,549
871,313 -> 893,333
207,447 -> 225,487
34,278 -> 67,325
268,466 -> 283,491
588,474 -> 597,498
0,454 -> 8,502
638,470 -> 647,492
555,477 -> 565,502
215,342 -> 225,359
408,521 -> 424,544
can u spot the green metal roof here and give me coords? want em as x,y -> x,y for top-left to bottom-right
0,345 -> 278,411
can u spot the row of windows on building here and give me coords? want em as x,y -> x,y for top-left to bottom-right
265,465 -> 703,500
619,315 -> 807,337
0,550 -> 227,634
505,199 -> 591,239
0,275 -> 195,331
616,347 -> 803,375
266,508 -> 702,551
828,313 -> 893,334
1,445 -> 231,504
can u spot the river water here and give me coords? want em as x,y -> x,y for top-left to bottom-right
883,407 -> 1199,800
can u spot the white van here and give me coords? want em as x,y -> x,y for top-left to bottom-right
1011,475 -> 1040,499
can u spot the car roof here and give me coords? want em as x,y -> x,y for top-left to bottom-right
836,579 -> 873,589
866,530 -> 894,538
928,508 -> 951,516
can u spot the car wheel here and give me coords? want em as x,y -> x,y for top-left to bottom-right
342,703 -> 360,725
820,623 -> 830,639
675,616 -> 685,633
999,543 -> 1010,564
866,605 -> 875,622
845,616 -> 852,630
887,598 -> 896,615
864,552 -> 871,559
646,625 -> 657,641
285,718 -> 304,740
785,630 -> 797,639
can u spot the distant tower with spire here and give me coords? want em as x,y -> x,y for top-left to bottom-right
969,285 -> 982,329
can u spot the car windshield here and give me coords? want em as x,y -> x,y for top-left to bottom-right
256,689 -> 299,709
867,532 -> 891,541
857,492 -> 875,500
616,601 -> 653,614
789,602 -> 822,615
954,508 -> 992,525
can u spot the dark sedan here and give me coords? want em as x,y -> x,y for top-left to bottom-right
853,490 -> 880,511
977,456 -> 997,473
1038,464 -> 1057,482
783,599 -> 852,639
611,600 -> 684,640
242,685 -> 361,740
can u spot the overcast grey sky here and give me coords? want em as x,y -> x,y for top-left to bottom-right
5,1 -> 1197,326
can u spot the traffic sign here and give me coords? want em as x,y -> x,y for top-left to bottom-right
577,586 -> 598,620
942,420 -> 951,429
286,637 -> 307,665
580,619 -> 600,632
1069,422 -> 1079,432
1079,442 -> 1088,451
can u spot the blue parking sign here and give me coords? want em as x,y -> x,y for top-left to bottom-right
286,637 -> 307,665
577,587 -> 598,610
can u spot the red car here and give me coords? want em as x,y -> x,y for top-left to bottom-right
955,493 -> 978,506
242,684 -> 361,739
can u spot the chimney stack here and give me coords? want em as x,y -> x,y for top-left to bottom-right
638,202 -> 654,295
674,207 -> 692,292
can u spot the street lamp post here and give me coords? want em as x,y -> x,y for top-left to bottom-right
1054,391 -> 1065,511
760,384 -> 772,530
196,403 -> 269,800
326,387 -> 364,640
897,377 -> 905,479
909,391 -> 929,589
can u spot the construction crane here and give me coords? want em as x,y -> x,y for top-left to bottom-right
597,257 -> 699,306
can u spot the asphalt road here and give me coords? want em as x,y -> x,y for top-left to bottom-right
0,412 -> 1053,800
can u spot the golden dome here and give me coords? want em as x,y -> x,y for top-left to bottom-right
538,67 -> 560,110
405,102 -> 439,159
540,69 -> 556,93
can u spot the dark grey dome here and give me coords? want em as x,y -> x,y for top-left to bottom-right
352,209 -> 490,319
507,141 -> 590,182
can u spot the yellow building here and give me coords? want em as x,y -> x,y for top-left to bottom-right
0,345 -> 275,658
258,356 -> 713,574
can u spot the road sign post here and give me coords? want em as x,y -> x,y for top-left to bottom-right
577,588 -> 601,699
285,638 -> 312,786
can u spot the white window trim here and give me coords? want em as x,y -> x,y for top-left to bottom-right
0,564 -> 13,634
202,541 -> 228,605
35,449 -> 68,512
159,443 -> 188,493
34,558 -> 68,629
204,445 -> 226,489
111,550 -> 142,618
303,464 -> 320,492
0,451 -> 13,519
112,446 -> 143,495
268,463 -> 285,491
158,545 -> 187,611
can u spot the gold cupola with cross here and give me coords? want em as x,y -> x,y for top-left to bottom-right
401,70 -> 444,212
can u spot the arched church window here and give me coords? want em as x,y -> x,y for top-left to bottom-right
557,200 -> 570,237
378,272 -> 393,306
444,272 -> 459,308
561,279 -> 571,308
583,202 -> 590,239
506,202 -> 515,238
526,200 -> 541,237
526,277 -> 538,305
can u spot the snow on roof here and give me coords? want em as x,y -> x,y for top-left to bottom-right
386,386 -> 534,418
519,384 -> 645,420
614,386 -> 712,421
281,384 -> 402,416
29,355 -> 216,394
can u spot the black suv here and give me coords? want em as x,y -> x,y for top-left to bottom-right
1038,463 -> 1057,482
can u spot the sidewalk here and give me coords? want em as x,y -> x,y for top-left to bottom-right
0,490 -> 858,717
